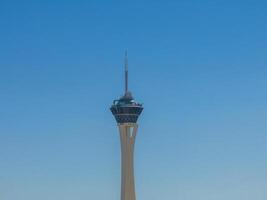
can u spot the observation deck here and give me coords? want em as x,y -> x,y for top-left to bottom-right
110,91 -> 143,124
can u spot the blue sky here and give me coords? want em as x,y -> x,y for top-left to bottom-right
0,0 -> 267,200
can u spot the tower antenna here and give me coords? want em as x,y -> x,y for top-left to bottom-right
124,50 -> 128,93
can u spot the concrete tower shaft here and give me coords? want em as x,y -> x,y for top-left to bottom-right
119,123 -> 138,200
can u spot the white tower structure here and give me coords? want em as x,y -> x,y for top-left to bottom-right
110,52 -> 143,200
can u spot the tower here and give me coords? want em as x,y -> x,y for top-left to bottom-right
110,51 -> 143,200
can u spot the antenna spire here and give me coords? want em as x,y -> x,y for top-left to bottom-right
124,50 -> 128,93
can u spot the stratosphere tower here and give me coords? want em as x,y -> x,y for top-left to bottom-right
110,52 -> 143,200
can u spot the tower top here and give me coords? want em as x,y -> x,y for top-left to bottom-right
110,51 -> 143,124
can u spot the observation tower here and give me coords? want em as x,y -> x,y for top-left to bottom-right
110,52 -> 143,200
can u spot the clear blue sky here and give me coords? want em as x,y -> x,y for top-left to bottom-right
0,0 -> 267,199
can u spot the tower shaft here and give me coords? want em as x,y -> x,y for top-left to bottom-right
118,123 -> 138,200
